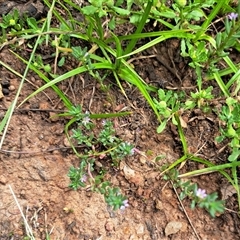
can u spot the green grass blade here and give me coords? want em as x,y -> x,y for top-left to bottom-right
112,29 -> 192,42
124,0 -> 153,55
118,67 -> 160,121
0,10 -> 49,148
19,62 -> 114,107
10,51 -> 72,109
213,71 -> 230,97
119,31 -> 194,59
226,69 -> 240,90
175,113 -> 188,155
0,103 -> 14,134
224,56 -> 238,73
206,63 -> 240,80
160,155 -> 188,176
232,166 -> 240,212
195,1 -> 225,41
43,0 -> 71,29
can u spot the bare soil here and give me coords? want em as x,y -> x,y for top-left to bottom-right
0,1 -> 240,240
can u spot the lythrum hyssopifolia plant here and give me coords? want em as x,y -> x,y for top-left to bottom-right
65,105 -> 134,210
164,169 -> 225,217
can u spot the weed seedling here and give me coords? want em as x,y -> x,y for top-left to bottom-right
164,169 -> 225,217
154,88 -> 188,133
66,105 -> 134,210
216,97 -> 240,162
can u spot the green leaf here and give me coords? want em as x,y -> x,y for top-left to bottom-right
215,32 -> 222,48
43,64 -> 51,73
112,6 -> 130,16
189,9 -> 205,21
129,14 -> 141,24
81,6 -> 98,15
157,121 -> 167,133
27,17 -> 38,30
228,149 -> 240,162
158,11 -> 176,19
109,17 -> 115,30
190,200 -> 196,209
215,135 -> 225,143
58,57 -> 65,67
180,191 -> 186,200
172,115 -> 178,125
225,17 -> 231,35
158,89 -> 166,99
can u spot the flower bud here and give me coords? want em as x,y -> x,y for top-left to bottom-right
175,0 -> 187,7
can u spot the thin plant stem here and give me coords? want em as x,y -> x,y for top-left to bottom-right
9,185 -> 35,240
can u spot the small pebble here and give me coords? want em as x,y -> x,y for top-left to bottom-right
1,80 -> 10,87
136,224 -> 145,235
49,112 -> 59,122
155,199 -> 163,210
9,85 -> 16,91
144,205 -> 152,213
105,220 -> 114,231
0,175 -> 7,185
2,88 -> 9,95
97,213 -> 105,220
63,137 -> 71,147
139,156 -> 146,164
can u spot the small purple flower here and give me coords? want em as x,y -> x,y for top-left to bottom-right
109,135 -> 115,143
80,174 -> 87,183
228,12 -> 238,21
130,148 -> 135,155
102,120 -> 106,126
196,188 -> 207,199
120,199 -> 129,210
82,111 -> 90,125
82,116 -> 90,125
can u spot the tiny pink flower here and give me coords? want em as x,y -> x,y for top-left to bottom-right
120,199 -> 129,210
81,174 -> 87,183
228,12 -> 238,20
196,188 -> 207,199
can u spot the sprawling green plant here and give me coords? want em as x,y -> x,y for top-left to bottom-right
64,105 -> 134,210
163,168 -> 225,217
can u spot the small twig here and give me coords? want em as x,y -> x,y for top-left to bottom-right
225,207 -> 239,214
0,146 -> 84,155
9,185 -> 35,240
53,35 -> 59,75
170,181 -> 201,240
44,208 -> 54,238
0,108 -> 66,113
88,84 -> 96,113
88,163 -> 95,181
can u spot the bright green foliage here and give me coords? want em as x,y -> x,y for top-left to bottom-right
98,120 -> 117,146
198,193 -> 225,217
66,106 -> 134,210
0,9 -> 22,30
189,86 -> 214,111
216,98 -> 240,162
154,89 -> 186,133
164,169 -> 225,217
68,161 -> 88,189
32,55 -> 51,73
